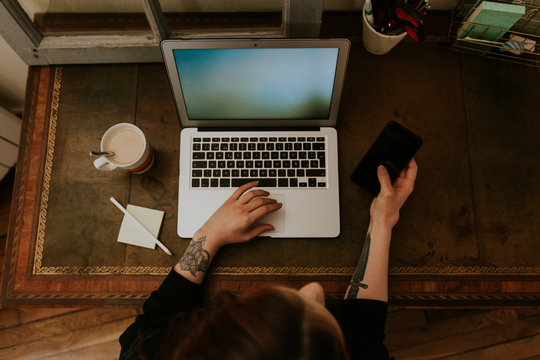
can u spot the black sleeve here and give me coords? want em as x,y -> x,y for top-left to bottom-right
119,268 -> 204,360
327,299 -> 391,360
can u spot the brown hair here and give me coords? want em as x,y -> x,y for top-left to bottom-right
160,286 -> 350,360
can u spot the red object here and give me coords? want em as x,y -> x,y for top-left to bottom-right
395,7 -> 423,28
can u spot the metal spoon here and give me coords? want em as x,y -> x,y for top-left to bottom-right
90,151 -> 115,157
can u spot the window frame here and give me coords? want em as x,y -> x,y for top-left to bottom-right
0,0 -> 323,65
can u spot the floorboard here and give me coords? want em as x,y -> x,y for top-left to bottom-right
0,317 -> 135,359
386,309 -> 428,333
386,309 -> 520,351
439,334 -> 540,360
522,355 -> 540,360
0,308 -> 138,349
17,308 -> 80,324
389,315 -> 540,359
37,340 -> 121,360
0,308 -> 19,329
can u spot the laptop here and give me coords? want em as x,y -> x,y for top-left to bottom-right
161,38 -> 350,238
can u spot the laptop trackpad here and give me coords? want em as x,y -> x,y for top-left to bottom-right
254,194 -> 285,235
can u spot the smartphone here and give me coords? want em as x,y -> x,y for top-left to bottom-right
351,121 -> 422,196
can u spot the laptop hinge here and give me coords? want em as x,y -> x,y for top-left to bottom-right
198,126 -> 321,132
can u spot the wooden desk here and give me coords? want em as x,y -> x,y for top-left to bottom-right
2,41 -> 539,307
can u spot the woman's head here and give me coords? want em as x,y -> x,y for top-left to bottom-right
164,283 -> 349,360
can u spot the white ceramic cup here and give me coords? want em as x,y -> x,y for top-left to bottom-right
93,123 -> 154,174
362,4 -> 407,55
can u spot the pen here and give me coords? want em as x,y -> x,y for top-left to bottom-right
365,0 -> 375,26
110,197 -> 172,256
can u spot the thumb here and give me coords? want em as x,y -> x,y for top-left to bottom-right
246,224 -> 274,240
377,165 -> 393,196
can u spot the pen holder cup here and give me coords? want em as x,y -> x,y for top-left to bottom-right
362,5 -> 407,55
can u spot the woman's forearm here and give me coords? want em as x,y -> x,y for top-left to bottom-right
344,160 -> 418,301
344,219 -> 393,302
173,181 -> 281,285
174,231 -> 221,284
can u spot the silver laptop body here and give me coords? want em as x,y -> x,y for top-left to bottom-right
161,38 -> 350,238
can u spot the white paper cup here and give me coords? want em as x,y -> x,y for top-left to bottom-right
93,123 -> 154,174
362,5 -> 407,55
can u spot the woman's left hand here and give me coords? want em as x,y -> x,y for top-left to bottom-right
370,158 -> 418,229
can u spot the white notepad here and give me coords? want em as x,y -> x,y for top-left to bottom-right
117,204 -> 164,249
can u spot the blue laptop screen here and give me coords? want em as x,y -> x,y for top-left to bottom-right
173,48 -> 339,120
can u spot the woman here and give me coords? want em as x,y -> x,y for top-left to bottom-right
120,159 -> 418,360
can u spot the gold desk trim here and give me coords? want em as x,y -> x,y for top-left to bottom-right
33,66 -> 62,276
31,67 -> 540,278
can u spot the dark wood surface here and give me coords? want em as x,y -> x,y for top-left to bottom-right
2,39 -> 539,307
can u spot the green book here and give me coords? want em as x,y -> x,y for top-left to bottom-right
458,1 -> 525,41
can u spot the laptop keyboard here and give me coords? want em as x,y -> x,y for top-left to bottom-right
190,136 -> 328,189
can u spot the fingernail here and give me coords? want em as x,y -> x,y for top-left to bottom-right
378,165 -> 386,174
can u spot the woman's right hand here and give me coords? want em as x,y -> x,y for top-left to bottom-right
196,181 -> 282,249
370,158 -> 418,228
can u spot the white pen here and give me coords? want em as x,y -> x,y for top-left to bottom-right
365,0 -> 375,27
110,197 -> 172,256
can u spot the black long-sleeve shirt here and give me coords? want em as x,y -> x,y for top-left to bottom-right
119,269 -> 391,359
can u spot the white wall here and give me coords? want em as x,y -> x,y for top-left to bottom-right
0,35 -> 28,112
0,34 -> 26,180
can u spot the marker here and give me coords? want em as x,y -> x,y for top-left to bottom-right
365,0 -> 375,27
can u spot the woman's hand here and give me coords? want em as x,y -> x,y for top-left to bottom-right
176,181 -> 282,284
370,158 -> 418,228
196,181 -> 282,249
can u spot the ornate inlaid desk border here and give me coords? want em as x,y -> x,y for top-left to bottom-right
32,265 -> 540,276
28,66 -> 540,278
33,66 -> 62,276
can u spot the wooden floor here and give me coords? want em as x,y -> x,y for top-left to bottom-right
1,170 -> 539,359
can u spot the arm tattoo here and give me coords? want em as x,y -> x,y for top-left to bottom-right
346,232 -> 371,299
177,236 -> 210,277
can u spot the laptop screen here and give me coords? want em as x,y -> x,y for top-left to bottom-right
173,48 -> 339,120
161,39 -> 350,128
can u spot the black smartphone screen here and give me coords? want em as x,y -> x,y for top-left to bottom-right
351,121 -> 422,196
